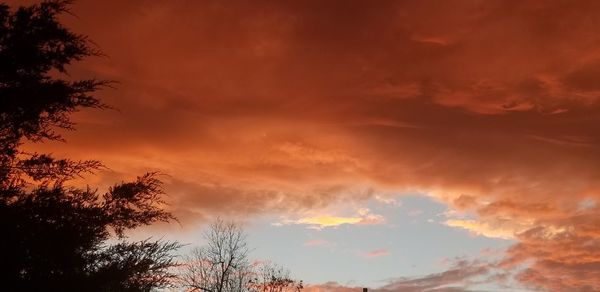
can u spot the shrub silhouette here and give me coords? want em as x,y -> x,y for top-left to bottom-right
0,1 -> 180,291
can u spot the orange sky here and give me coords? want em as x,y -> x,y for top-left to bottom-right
16,0 -> 600,290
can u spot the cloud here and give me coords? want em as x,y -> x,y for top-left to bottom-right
275,208 -> 385,230
363,249 -> 390,259
15,0 -> 600,289
296,216 -> 361,228
374,195 -> 402,207
444,219 -> 526,240
379,260 -> 490,292
305,259 -> 492,292
499,211 -> 600,291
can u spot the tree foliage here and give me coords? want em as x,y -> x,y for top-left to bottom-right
0,1 -> 180,291
0,0 -> 106,194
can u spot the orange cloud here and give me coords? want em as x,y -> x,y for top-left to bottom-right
444,219 -> 530,240
15,0 -> 600,289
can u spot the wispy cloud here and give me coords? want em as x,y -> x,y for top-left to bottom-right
274,208 -> 384,229
374,195 -> 402,207
304,239 -> 329,247
305,259 -> 496,292
444,219 -> 521,240
379,260 -> 491,292
363,248 -> 390,258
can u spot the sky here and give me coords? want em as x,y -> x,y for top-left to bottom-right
13,0 -> 600,291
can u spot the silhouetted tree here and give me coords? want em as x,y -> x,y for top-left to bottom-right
0,1 -> 180,291
181,219 -> 302,292
181,218 -> 252,292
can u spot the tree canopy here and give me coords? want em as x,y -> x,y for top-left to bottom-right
0,1 -> 180,291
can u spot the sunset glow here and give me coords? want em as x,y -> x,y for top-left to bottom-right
10,0 -> 600,291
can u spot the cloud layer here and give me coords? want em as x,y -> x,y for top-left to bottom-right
16,0 -> 600,289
